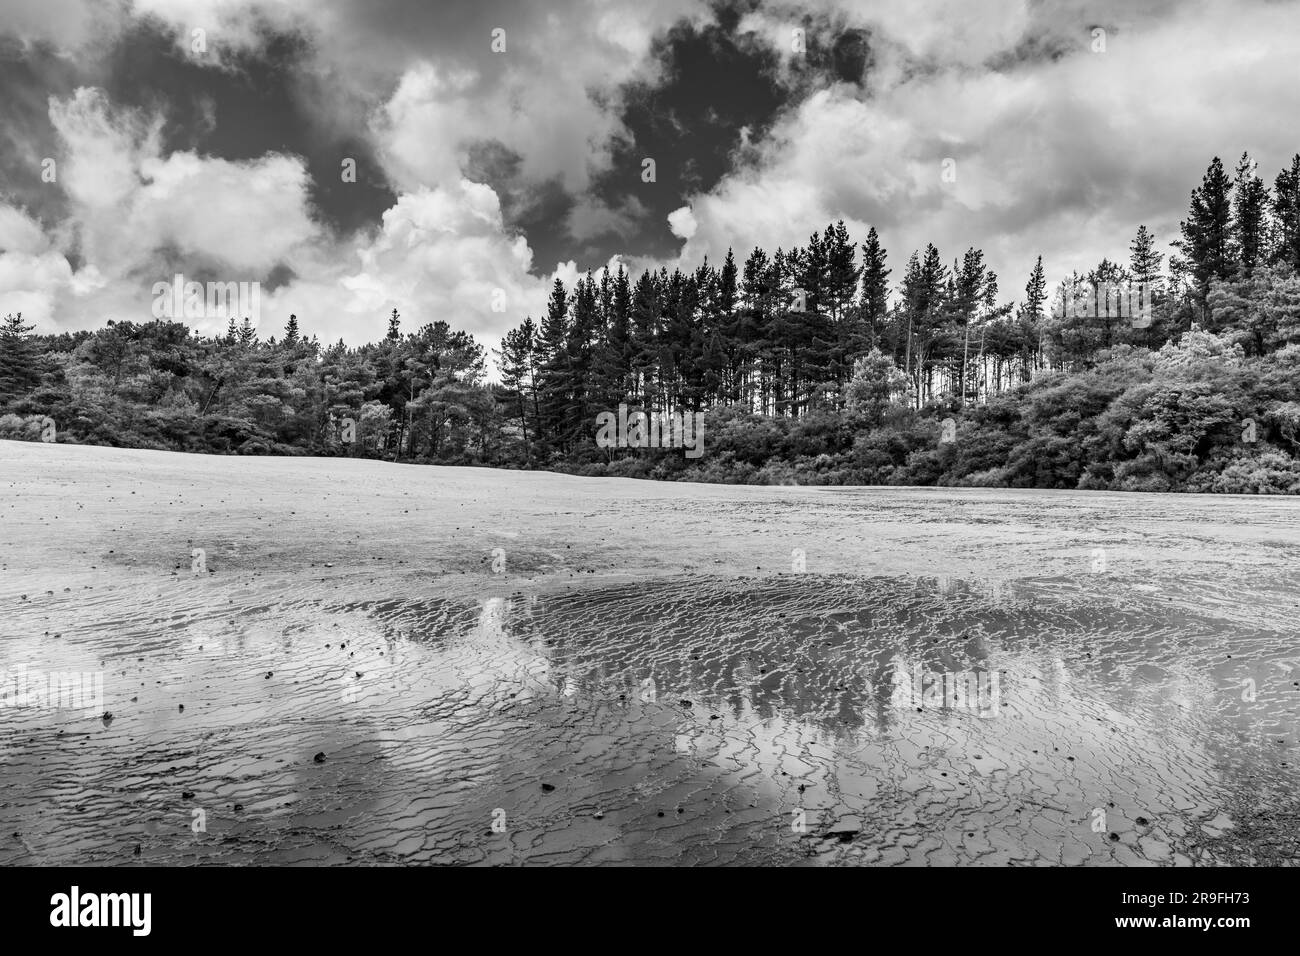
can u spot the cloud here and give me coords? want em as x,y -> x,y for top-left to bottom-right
0,0 -> 104,48
1,86 -> 558,355
5,0 -> 1300,362
0,0 -> 710,359
132,151 -> 318,273
566,195 -> 648,243
368,3 -> 702,203
45,87 -> 319,282
0,205 -> 50,255
667,205 -> 697,240
668,0 -> 1300,298
273,181 -> 553,350
111,0 -> 701,200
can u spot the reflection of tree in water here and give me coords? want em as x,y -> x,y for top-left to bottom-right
470,575 -> 1020,735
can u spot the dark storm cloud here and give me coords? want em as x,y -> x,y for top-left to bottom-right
567,1 -> 880,266
100,17 -> 395,235
271,0 -> 877,267
7,0 -> 1298,352
597,39 -> 780,256
1,10 -> 394,239
2,0 -> 882,273
587,5 -> 792,262
0,37 -> 81,230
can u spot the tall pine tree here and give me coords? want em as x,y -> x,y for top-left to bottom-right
1176,156 -> 1234,303
497,317 -> 538,463
1271,154 -> 1300,272
860,227 -> 890,347
1129,225 -> 1163,287
1232,152 -> 1269,276
536,279 -> 571,451
0,313 -> 39,401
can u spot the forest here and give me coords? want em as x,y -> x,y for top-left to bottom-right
4,152 -> 1300,494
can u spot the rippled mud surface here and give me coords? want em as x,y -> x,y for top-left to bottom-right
2,442 -> 1299,865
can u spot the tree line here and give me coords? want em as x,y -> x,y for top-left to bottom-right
4,151 -> 1300,493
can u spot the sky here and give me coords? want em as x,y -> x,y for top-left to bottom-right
2,0 -> 1299,360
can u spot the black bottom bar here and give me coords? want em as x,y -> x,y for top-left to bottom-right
0,865 -> 1281,944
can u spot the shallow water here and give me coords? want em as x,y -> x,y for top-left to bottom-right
3,573 -> 1298,865
2,443 -> 1299,865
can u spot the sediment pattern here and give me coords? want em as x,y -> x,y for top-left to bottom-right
2,443 -> 1298,865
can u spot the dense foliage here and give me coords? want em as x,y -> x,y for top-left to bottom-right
4,153 -> 1300,493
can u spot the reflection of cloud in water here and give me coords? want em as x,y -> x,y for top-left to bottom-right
3,573 -> 1297,865
431,574 -> 1297,864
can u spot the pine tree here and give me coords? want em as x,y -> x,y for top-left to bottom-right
0,312 -> 39,400
860,227 -> 890,345
823,220 -> 860,322
1129,225 -> 1163,287
898,251 -> 922,401
1272,154 -> 1300,272
822,220 -> 860,388
597,268 -> 613,342
536,279 -> 571,450
497,318 -> 537,463
629,270 -> 661,406
564,274 -> 600,442
1176,156 -> 1234,302
1023,256 -> 1048,318
906,244 -> 948,404
1128,225 -> 1163,328
717,250 -> 738,317
717,249 -> 740,400
1232,152 -> 1269,275
284,314 -> 300,346
661,267 -> 700,412
595,265 -> 634,408
238,317 -> 257,347
954,247 -> 989,402
387,308 -> 401,340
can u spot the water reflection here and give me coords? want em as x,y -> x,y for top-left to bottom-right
2,573 -> 1296,865
424,574 -> 1299,864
